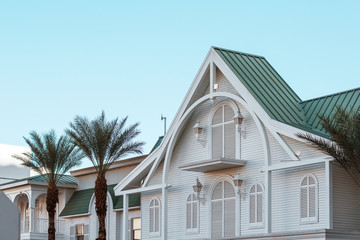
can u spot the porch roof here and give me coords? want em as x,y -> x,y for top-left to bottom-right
59,184 -> 140,217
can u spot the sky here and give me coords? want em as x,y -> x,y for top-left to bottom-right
0,1 -> 359,171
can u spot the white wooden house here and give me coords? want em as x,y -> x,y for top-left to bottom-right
1,47 -> 360,240
114,47 -> 360,240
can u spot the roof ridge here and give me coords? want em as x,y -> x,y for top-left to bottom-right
212,46 -> 265,59
301,87 -> 360,104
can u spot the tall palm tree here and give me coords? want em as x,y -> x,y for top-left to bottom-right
66,111 -> 144,240
297,107 -> 360,187
13,130 -> 83,240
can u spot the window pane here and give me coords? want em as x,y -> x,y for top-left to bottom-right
211,201 -> 222,238
132,218 -> 141,230
224,105 -> 233,122
224,198 -> 235,237
301,177 -> 307,186
212,108 -> 223,125
76,225 -> 84,235
224,181 -> 235,198
212,126 -> 223,158
309,176 -> 315,185
133,230 -> 141,240
212,182 -> 223,200
224,123 -> 235,159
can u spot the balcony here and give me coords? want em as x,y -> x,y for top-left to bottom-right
21,218 -> 64,240
179,157 -> 247,172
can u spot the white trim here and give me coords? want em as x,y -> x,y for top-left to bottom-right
299,174 -> 319,224
325,160 -> 333,229
116,184 -> 169,196
265,157 -> 332,172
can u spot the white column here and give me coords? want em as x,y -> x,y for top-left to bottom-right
161,186 -> 168,240
122,194 -> 129,240
325,161 -> 333,229
29,207 -> 35,232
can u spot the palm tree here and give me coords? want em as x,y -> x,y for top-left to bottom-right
66,111 -> 144,240
13,130 -> 83,240
297,107 -> 360,187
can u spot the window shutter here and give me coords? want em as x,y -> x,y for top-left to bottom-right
150,207 -> 154,232
211,201 -> 222,238
70,226 -> 75,240
193,201 -> 198,229
84,225 -> 89,234
250,194 -> 255,223
224,123 -> 235,159
224,198 -> 235,237
309,186 -> 316,217
257,193 -> 263,222
186,202 -> 191,229
212,126 -> 223,158
300,187 -> 307,218
155,205 -> 159,232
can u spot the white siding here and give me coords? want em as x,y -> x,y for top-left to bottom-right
332,164 -> 360,230
271,163 -> 326,232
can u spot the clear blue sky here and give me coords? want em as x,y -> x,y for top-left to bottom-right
1,1 -> 359,169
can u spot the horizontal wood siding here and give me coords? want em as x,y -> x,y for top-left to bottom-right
271,163 -> 326,232
282,135 -> 327,160
332,164 -> 360,230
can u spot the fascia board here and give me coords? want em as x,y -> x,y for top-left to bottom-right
0,180 -> 29,190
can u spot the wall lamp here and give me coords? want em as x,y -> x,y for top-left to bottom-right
232,101 -> 246,138
193,121 -> 205,142
193,178 -> 206,205
233,172 -> 247,200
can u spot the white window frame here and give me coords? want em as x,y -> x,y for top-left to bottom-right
248,183 -> 264,228
186,193 -> 199,234
131,217 -> 141,240
209,101 -> 240,159
149,198 -> 161,237
209,177 -> 237,238
299,174 -> 318,224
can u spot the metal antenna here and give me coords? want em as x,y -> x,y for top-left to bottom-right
161,114 -> 167,135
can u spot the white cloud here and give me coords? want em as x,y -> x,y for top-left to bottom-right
0,144 -> 30,167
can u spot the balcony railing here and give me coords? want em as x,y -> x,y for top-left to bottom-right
20,218 -> 64,234
34,218 -> 64,234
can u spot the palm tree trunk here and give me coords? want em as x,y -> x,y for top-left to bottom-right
95,174 -> 108,240
46,182 -> 59,240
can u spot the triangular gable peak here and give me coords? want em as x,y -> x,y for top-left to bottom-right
116,47 -> 356,194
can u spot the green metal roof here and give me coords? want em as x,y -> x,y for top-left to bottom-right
150,136 -> 164,153
214,47 -> 360,137
301,87 -> 360,132
0,174 -> 77,187
59,184 -> 140,217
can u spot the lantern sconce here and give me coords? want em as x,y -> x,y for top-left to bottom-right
232,103 -> 246,138
233,172 -> 247,200
193,178 -> 206,205
193,120 -> 205,142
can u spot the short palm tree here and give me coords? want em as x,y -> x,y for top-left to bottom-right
66,111 -> 144,240
12,130 -> 83,240
297,107 -> 360,187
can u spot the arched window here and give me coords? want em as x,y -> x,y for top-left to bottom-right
186,194 -> 198,232
211,180 -> 236,238
249,184 -> 263,226
300,175 -> 318,223
149,198 -> 160,235
212,104 -> 236,159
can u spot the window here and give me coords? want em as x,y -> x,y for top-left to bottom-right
132,218 -> 141,240
149,198 -> 160,235
212,104 -> 236,159
211,180 -> 236,238
249,184 -> 263,227
186,194 -> 199,232
300,175 -> 318,223
76,225 -> 84,240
